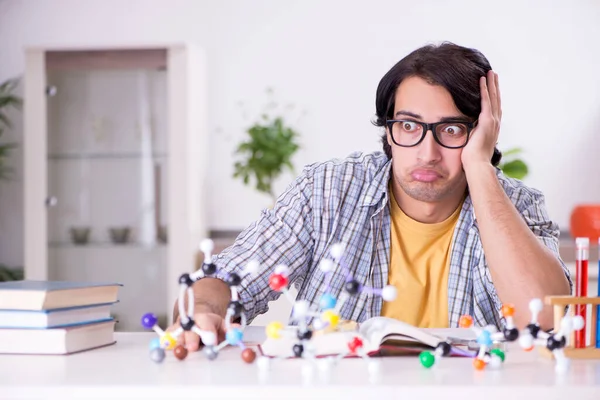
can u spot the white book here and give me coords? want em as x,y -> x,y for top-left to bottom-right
0,302 -> 116,328
0,320 -> 116,355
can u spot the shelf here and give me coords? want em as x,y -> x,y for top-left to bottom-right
49,242 -> 167,248
47,152 -> 168,160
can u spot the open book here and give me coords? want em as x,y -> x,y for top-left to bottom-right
260,316 -> 478,358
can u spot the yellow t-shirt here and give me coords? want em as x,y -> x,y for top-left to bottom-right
380,186 -> 463,328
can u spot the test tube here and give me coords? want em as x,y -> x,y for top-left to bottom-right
596,237 -> 600,349
575,237 -> 589,349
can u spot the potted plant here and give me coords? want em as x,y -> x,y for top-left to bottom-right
233,89 -> 302,204
0,264 -> 24,282
0,77 -> 22,180
0,77 -> 23,281
498,147 -> 528,180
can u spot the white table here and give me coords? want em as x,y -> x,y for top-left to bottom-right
1,327 -> 599,399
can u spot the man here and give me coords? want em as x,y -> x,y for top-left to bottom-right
170,42 -> 571,351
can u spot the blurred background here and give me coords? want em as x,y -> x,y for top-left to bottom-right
0,0 -> 598,329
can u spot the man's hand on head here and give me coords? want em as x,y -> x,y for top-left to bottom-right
461,70 -> 502,173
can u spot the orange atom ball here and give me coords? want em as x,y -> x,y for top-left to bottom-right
241,348 -> 256,363
459,315 -> 473,328
501,304 -> 515,317
473,358 -> 486,370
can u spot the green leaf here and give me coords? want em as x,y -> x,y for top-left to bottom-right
500,159 -> 528,180
0,77 -> 22,181
501,147 -> 523,157
0,265 -> 24,281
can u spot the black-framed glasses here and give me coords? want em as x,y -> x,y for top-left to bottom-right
386,119 -> 476,149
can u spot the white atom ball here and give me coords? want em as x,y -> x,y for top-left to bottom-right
312,318 -> 326,331
489,355 -> 503,369
319,259 -> 334,273
200,331 -> 216,346
572,315 -> 585,331
381,285 -> 397,301
199,239 -> 214,253
519,334 -> 533,349
293,300 -> 311,318
560,316 -> 574,332
529,298 -> 543,313
274,264 -> 290,277
244,260 -> 260,275
330,243 -> 345,259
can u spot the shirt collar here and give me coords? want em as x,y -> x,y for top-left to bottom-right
360,157 -> 393,207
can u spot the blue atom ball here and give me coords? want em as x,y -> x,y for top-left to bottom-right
149,337 -> 161,350
226,328 -> 244,345
141,313 -> 158,329
477,330 -> 493,346
319,294 -> 337,310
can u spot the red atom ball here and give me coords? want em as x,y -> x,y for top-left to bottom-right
347,337 -> 364,354
269,273 -> 288,291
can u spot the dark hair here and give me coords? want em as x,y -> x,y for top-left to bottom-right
373,42 -> 502,166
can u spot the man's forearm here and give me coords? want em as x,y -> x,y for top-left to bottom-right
465,163 -> 570,329
172,277 -> 231,322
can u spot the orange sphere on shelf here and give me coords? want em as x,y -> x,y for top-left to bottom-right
570,205 -> 600,242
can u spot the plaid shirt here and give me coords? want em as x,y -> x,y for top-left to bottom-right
213,151 -> 572,328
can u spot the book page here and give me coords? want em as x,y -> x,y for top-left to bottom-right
359,317 -> 444,348
359,317 -> 478,349
260,326 -> 361,357
260,318 -> 479,358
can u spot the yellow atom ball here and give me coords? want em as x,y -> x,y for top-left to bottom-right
266,321 -> 284,339
160,332 -> 177,350
322,310 -> 340,328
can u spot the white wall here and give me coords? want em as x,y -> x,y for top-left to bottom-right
1,0 -> 599,268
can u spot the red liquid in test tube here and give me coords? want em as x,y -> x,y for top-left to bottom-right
575,237 -> 589,349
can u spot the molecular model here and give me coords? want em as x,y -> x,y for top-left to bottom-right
141,239 -> 259,364
454,304 -> 520,370
518,298 -> 585,373
260,243 -> 436,383
456,299 -> 585,373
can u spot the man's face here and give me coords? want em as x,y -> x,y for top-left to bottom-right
387,76 -> 468,203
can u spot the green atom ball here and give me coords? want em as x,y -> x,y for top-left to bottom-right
419,351 -> 435,368
490,348 -> 505,362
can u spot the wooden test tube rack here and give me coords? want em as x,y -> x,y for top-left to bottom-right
539,295 -> 600,359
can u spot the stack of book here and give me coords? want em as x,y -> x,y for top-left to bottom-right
0,280 -> 121,355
